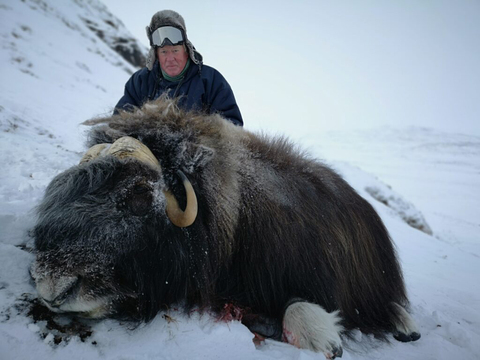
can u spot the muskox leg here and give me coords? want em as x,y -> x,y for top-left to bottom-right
283,300 -> 343,358
241,313 -> 283,341
391,302 -> 421,342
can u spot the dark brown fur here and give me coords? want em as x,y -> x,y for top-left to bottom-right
34,97 -> 412,340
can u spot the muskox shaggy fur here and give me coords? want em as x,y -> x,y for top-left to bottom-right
31,98 -> 419,356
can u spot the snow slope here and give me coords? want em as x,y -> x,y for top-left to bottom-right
0,0 -> 144,246
1,1 -> 479,359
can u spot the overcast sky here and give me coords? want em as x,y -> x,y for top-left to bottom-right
101,0 -> 480,139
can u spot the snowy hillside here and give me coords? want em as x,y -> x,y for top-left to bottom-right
1,1 -> 479,359
0,0 -> 146,245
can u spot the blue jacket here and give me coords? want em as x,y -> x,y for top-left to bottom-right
114,61 -> 243,126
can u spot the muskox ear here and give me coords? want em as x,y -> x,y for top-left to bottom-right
182,143 -> 215,173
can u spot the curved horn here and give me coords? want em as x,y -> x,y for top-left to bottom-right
106,136 -> 161,170
79,143 -> 109,164
164,170 -> 198,228
79,136 -> 160,171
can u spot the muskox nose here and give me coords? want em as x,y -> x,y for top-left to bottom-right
35,275 -> 81,308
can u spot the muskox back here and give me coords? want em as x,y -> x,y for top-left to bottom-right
33,98 -> 419,355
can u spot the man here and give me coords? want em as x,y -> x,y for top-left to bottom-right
114,10 -> 243,126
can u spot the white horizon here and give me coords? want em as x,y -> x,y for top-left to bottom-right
101,0 -> 480,138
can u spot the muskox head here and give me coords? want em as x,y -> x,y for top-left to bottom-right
30,136 -> 198,320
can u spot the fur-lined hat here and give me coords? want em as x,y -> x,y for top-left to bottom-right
145,10 -> 203,71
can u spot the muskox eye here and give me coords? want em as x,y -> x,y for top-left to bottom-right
133,184 -> 150,194
127,184 -> 153,216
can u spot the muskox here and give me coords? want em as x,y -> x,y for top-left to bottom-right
31,98 -> 420,357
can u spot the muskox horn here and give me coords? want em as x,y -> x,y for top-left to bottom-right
164,170 -> 198,228
80,137 -> 160,170
81,136 -> 197,227
79,143 -> 109,164
106,136 -> 161,171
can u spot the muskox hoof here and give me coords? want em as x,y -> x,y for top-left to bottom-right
282,301 -> 343,355
327,345 -> 343,359
391,302 -> 420,343
394,331 -> 421,342
242,314 -> 283,341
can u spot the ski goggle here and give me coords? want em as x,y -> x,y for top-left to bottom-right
150,26 -> 185,47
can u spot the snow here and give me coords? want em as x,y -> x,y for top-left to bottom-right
1,0 -> 479,359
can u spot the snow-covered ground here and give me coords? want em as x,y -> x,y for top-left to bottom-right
1,1 -> 479,359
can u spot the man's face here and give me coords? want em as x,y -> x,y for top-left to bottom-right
157,45 -> 189,77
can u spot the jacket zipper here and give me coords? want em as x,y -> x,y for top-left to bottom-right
173,75 -> 186,98
150,70 -> 161,100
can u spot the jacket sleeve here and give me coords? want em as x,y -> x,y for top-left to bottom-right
206,70 -> 244,126
113,69 -> 146,114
